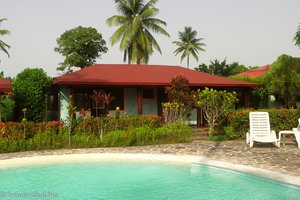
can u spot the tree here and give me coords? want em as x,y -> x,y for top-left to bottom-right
13,68 -> 52,122
264,54 -> 300,108
164,75 -> 195,123
173,26 -> 205,68
165,75 -> 194,110
228,62 -> 248,75
0,18 -> 10,60
55,26 -> 108,72
196,88 -> 238,135
107,0 -> 169,64
195,59 -> 228,76
293,23 -> 300,48
195,59 -> 248,77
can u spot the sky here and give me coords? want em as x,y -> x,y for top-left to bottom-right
0,0 -> 300,78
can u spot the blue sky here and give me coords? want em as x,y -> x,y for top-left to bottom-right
1,0 -> 300,77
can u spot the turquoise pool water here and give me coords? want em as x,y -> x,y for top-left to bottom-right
0,161 -> 299,200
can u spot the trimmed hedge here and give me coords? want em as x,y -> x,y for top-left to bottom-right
225,109 -> 300,139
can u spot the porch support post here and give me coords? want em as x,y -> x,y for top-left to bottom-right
137,88 -> 143,114
197,107 -> 204,128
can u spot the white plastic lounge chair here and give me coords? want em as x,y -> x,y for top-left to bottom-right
291,118 -> 300,147
278,118 -> 300,148
246,112 -> 279,147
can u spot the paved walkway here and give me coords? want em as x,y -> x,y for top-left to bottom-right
0,138 -> 299,178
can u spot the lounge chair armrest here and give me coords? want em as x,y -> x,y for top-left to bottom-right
271,130 -> 277,137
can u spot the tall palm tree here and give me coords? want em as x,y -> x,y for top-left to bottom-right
173,26 -> 206,69
107,0 -> 169,64
294,23 -> 300,48
0,18 -> 10,58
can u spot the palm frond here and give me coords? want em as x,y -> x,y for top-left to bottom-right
130,16 -> 142,37
140,0 -> 158,14
143,22 -> 169,37
140,7 -> 158,18
294,23 -> 300,47
0,18 -> 8,23
143,18 -> 167,27
144,29 -> 161,54
106,15 -> 126,26
109,25 -> 127,45
190,49 -> 199,62
0,40 -> 10,57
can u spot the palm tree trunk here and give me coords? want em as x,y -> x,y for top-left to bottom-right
187,55 -> 190,69
137,58 -> 141,64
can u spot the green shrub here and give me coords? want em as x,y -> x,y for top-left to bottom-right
0,120 -> 191,153
196,87 -> 238,135
13,68 -> 52,122
74,114 -> 161,135
103,130 -> 131,147
226,108 -> 300,139
101,124 -> 192,147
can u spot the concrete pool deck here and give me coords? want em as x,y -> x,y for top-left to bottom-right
0,139 -> 300,186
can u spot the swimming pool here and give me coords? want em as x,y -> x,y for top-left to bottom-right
0,157 -> 299,200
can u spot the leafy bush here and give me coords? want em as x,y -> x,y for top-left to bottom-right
102,123 -> 192,147
264,54 -> 300,108
165,75 -> 195,120
0,116 -> 190,153
13,68 -> 51,122
74,114 -> 161,135
196,87 -> 238,135
162,102 -> 186,125
226,109 -> 300,139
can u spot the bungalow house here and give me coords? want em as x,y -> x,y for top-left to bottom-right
51,64 -> 258,126
235,65 -> 270,78
0,78 -> 13,94
0,78 -> 13,122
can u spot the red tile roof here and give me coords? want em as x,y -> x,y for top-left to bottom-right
53,64 -> 259,87
0,78 -> 13,93
235,65 -> 270,78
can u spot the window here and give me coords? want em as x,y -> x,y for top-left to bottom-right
92,99 -> 105,109
75,92 -> 91,110
110,88 -> 124,110
47,94 -> 58,111
143,88 -> 155,99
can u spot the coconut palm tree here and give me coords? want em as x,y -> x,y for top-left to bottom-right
173,26 -> 206,69
107,0 -> 169,64
294,23 -> 300,48
0,18 -> 10,58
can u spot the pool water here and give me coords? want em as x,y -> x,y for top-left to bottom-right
0,161 -> 299,200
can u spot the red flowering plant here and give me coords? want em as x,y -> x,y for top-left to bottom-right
45,121 -> 64,135
90,90 -> 104,140
0,122 -> 24,140
103,92 -> 114,114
